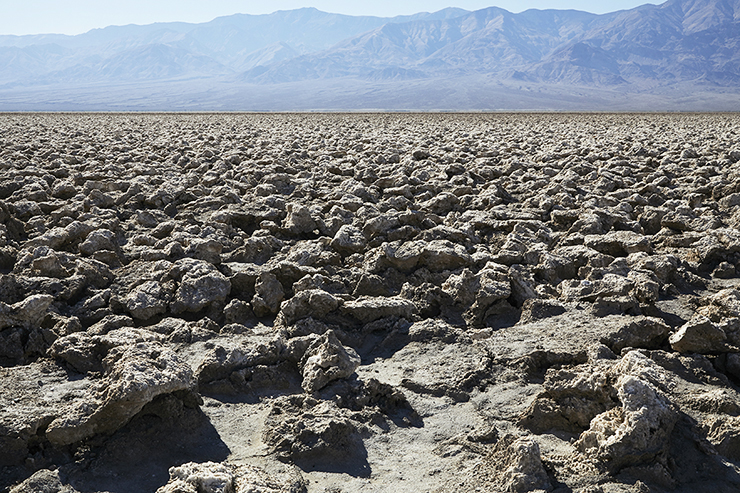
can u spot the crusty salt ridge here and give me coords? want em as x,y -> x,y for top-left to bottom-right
1,113 -> 740,492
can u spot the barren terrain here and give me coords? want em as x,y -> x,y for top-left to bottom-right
2,113 -> 740,493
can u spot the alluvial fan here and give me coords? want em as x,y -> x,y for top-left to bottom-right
1,113 -> 740,493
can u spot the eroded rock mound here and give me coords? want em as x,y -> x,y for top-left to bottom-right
156,461 -> 306,493
46,342 -> 195,446
299,330 -> 361,393
9,469 -> 79,493
263,395 -> 367,465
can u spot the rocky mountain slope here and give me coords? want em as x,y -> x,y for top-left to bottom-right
0,7 -> 468,84
248,0 -> 740,86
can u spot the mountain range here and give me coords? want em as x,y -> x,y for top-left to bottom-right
0,0 -> 739,110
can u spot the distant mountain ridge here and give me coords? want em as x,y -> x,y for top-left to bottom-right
0,1 -> 739,110
0,7 -> 470,83
239,0 -> 740,87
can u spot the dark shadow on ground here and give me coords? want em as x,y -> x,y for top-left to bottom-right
62,393 -> 230,493
320,374 -> 424,429
292,446 -> 372,479
620,412 -> 740,493
200,361 -> 304,405
643,295 -> 693,328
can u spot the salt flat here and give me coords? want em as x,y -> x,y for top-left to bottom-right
2,113 -> 740,492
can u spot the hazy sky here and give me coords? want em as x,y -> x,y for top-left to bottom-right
2,1 -> 660,36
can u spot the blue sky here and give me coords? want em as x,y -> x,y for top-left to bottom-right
2,1 -> 659,36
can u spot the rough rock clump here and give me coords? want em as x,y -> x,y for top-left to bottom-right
263,395 -> 367,465
8,469 -> 79,493
156,461 -> 306,493
46,342 -> 195,445
169,259 -> 231,314
299,330 -> 361,393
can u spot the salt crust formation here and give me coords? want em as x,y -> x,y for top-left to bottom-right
1,113 -> 740,492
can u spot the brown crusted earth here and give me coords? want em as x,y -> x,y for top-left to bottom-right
1,113 -> 740,492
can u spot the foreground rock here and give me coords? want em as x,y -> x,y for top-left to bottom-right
46,342 -> 195,445
156,461 -> 306,493
263,395 -> 367,467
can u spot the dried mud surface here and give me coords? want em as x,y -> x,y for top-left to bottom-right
2,113 -> 740,493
